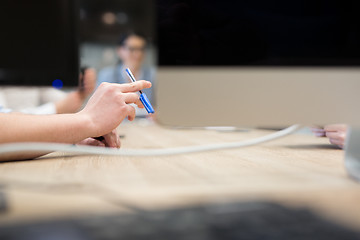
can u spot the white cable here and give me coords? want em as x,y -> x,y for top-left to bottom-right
0,125 -> 302,157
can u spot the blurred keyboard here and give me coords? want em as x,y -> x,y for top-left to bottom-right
1,201 -> 359,240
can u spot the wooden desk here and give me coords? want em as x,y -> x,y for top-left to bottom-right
1,121 -> 360,230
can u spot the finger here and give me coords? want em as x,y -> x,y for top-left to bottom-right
310,128 -> 326,137
116,135 -> 121,148
103,131 -> 119,148
122,93 -> 144,108
111,129 -> 121,148
90,139 -> 106,147
126,105 -> 136,121
325,131 -> 345,141
116,80 -> 152,93
78,138 -> 105,147
313,131 -> 326,137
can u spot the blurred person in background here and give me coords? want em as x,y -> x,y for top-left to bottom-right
0,69 -> 96,115
97,32 -> 155,109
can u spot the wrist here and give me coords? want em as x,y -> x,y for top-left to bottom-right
74,111 -> 95,139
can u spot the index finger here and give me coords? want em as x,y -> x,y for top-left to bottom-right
116,80 -> 152,93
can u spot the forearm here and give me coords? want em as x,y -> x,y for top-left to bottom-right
0,152 -> 49,162
0,80 -> 152,161
0,112 -> 92,144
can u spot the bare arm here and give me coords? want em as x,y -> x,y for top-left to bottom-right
0,113 -> 91,161
0,112 -> 91,144
0,80 -> 151,161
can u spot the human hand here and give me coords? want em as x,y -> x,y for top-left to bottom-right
324,124 -> 347,149
77,129 -> 121,148
79,80 -> 151,138
312,124 -> 347,149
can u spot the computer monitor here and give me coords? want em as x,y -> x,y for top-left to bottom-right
155,1 -> 360,180
156,0 -> 360,127
0,0 -> 79,87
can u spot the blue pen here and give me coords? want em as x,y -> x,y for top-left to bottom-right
125,68 -> 155,114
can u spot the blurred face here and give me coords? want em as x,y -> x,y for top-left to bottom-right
117,35 -> 146,69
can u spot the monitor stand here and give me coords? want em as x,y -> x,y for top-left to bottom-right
345,127 -> 360,181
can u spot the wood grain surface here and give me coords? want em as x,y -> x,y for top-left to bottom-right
0,120 -> 359,229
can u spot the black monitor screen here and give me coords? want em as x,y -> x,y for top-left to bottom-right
157,0 -> 360,66
0,0 -> 79,86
